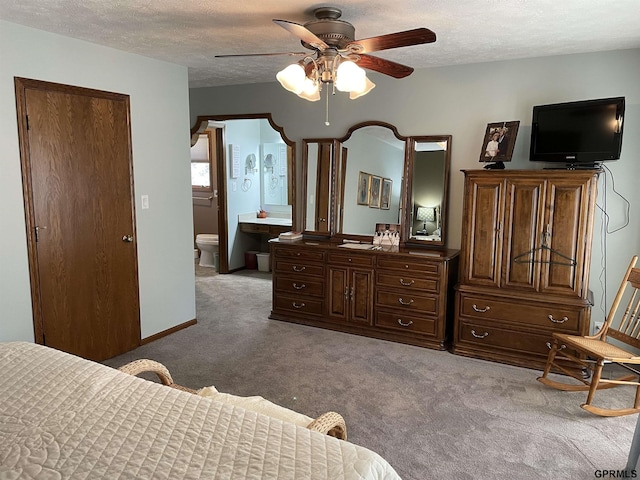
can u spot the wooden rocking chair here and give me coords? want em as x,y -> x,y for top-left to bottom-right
538,255 -> 640,416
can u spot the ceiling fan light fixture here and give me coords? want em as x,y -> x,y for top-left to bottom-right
349,76 -> 375,99
297,77 -> 321,101
276,63 -> 306,94
335,60 -> 366,93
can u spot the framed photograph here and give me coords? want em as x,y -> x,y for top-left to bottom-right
357,171 -> 371,205
380,178 -> 392,210
479,121 -> 520,163
369,175 -> 382,208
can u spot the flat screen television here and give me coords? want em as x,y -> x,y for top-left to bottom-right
529,97 -> 625,167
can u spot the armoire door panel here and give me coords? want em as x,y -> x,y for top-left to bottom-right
464,179 -> 503,287
502,178 -> 545,291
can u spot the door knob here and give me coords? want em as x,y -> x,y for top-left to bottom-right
122,235 -> 134,243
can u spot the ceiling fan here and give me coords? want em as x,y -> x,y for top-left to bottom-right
216,7 -> 436,102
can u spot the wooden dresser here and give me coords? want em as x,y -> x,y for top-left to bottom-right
452,169 -> 599,370
270,240 -> 460,350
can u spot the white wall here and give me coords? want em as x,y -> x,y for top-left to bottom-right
189,48 -> 640,326
1,20 -> 196,342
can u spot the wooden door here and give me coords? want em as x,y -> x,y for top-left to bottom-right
461,174 -> 505,287
501,177 -> 546,291
16,78 -> 140,361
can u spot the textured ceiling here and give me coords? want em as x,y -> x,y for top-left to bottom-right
1,0 -> 639,88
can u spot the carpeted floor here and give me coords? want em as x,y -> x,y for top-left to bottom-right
105,265 -> 638,480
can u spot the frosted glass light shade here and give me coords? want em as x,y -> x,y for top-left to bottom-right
335,61 -> 366,92
297,77 -> 321,101
349,76 -> 375,99
276,64 -> 306,94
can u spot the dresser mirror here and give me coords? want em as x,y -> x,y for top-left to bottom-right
302,123 -> 451,247
405,136 -> 451,248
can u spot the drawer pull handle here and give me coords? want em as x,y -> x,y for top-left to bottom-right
471,330 -> 489,339
292,283 -> 306,290
472,304 -> 490,313
546,342 -> 567,351
397,319 -> 413,327
292,265 -> 306,272
292,302 -> 306,309
398,298 -> 414,306
399,279 -> 414,286
548,315 -> 568,324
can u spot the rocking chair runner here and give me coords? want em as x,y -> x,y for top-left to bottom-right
538,255 -> 640,416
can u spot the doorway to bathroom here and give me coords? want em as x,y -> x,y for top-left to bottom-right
15,78 -> 141,362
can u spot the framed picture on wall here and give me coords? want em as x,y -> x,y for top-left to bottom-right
357,171 -> 371,205
380,178 -> 392,210
369,175 -> 382,208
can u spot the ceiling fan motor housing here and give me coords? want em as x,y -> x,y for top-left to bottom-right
303,7 -> 355,49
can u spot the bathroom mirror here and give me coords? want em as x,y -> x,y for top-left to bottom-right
404,136 -> 451,248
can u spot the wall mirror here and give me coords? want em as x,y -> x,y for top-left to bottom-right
405,136 -> 451,248
302,123 -> 451,248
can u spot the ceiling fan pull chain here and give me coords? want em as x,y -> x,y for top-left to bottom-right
325,87 -> 330,126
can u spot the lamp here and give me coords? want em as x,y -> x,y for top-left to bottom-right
416,206 -> 436,234
276,54 -> 375,103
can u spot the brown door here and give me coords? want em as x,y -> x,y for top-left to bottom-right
15,78 -> 140,361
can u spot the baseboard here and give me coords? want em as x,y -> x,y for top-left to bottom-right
141,318 -> 197,345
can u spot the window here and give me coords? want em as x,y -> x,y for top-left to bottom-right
191,131 -> 213,191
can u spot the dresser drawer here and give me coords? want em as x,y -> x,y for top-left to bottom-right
274,276 -> 324,297
274,295 -> 323,316
274,260 -> 325,277
327,252 -> 374,267
376,271 -> 439,293
376,291 -> 437,314
457,320 -> 581,359
375,309 -> 436,335
273,247 -> 326,263
458,293 -> 582,332
376,256 -> 440,275
239,223 -> 270,234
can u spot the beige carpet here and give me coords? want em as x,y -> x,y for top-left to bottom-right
105,266 -> 638,480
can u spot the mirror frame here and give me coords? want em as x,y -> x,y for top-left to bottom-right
403,135 -> 452,249
302,123 -> 451,248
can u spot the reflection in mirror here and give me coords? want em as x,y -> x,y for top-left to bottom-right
261,143 -> 288,206
338,125 -> 406,236
408,137 -> 451,247
302,140 -> 333,235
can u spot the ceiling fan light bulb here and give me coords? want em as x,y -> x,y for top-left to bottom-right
349,76 -> 375,99
276,63 -> 306,94
335,60 -> 365,92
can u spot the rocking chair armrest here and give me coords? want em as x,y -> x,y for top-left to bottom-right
118,359 -> 197,393
306,411 -> 348,441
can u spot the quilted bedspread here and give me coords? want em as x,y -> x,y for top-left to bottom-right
0,342 -> 401,480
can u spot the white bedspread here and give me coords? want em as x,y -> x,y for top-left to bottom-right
0,342 -> 401,480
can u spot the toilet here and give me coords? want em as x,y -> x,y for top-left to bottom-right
195,234 -> 219,268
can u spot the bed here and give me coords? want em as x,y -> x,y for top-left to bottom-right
0,342 -> 401,479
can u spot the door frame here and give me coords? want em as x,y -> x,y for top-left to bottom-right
14,77 -> 140,345
190,113 -> 296,274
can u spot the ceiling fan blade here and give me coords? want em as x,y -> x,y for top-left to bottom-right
215,52 -> 307,58
273,19 -> 329,51
347,28 -> 436,54
356,54 -> 414,79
